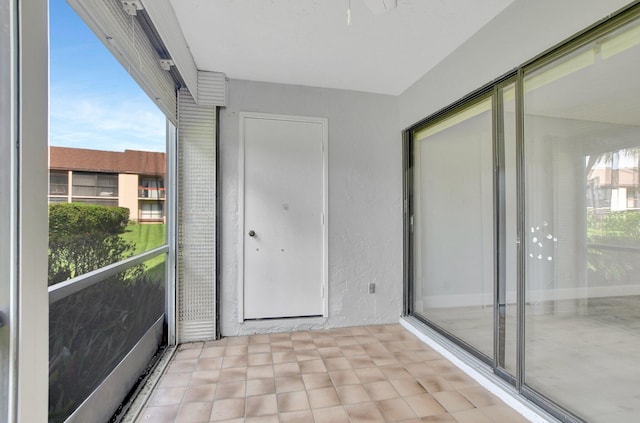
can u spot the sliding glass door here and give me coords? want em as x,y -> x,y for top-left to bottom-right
522,14 -> 640,423
406,6 -> 640,422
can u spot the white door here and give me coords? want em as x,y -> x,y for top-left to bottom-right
241,113 -> 328,320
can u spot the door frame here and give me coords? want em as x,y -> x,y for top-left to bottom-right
238,112 -> 329,322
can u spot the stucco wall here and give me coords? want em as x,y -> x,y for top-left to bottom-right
398,0 -> 634,129
219,79 -> 402,336
216,0 -> 635,336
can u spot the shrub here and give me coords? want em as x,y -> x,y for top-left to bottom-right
48,203 -> 137,285
588,210 -> 640,242
49,202 -> 130,238
47,203 -> 164,421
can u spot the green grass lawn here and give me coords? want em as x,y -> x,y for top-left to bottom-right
121,223 -> 166,254
121,223 -> 167,281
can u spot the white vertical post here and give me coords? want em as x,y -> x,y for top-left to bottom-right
166,119 -> 178,345
16,0 -> 50,421
0,0 -> 17,420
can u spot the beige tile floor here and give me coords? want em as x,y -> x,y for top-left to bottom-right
138,324 -> 530,423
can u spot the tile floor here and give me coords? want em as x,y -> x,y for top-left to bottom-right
138,324 -> 530,422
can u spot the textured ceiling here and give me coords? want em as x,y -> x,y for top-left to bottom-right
169,0 -> 515,95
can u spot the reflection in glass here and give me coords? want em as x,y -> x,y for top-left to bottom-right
48,255 -> 166,422
524,16 -> 640,423
412,98 -> 494,358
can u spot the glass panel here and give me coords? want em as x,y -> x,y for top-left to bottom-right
412,98 -> 495,358
524,16 -> 640,423
48,255 -> 166,422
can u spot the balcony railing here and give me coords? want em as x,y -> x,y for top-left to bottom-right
48,246 -> 167,422
138,186 -> 166,199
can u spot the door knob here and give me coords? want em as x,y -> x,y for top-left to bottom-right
248,230 -> 256,237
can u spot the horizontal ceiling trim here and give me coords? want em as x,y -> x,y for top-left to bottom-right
141,0 -> 199,104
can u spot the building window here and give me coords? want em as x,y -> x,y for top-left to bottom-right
139,176 -> 165,199
140,202 -> 164,221
49,171 -> 68,196
72,171 -> 118,198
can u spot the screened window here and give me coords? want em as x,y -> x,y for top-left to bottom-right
72,171 -> 118,198
140,202 -> 164,220
47,0 -> 170,420
49,171 -> 68,196
139,176 -> 165,199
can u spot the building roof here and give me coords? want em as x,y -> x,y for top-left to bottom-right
50,146 -> 165,176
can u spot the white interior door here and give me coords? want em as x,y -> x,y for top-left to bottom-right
241,113 -> 327,320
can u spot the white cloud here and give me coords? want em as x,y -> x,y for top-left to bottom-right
50,83 -> 166,152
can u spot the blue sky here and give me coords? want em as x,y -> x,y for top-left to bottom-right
49,0 -> 166,152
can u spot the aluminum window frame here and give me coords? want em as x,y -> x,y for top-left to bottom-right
0,0 -> 18,421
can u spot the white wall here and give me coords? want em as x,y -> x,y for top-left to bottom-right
219,79 -> 402,336
398,0 -> 634,129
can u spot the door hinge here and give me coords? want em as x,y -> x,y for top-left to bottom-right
321,285 -> 325,298
321,142 -> 324,153
321,214 -> 325,225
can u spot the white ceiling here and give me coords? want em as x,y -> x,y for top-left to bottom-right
169,0 -> 515,95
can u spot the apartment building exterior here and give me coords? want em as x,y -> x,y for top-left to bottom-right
49,146 -> 166,223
